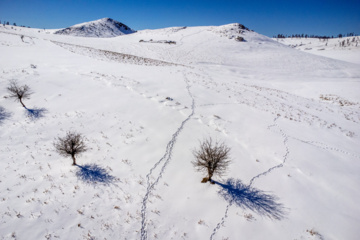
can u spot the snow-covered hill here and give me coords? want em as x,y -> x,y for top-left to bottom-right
275,36 -> 360,64
54,18 -> 135,38
0,22 -> 360,240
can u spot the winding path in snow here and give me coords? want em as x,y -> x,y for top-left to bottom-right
291,138 -> 360,159
209,111 -> 359,239
140,72 -> 196,240
248,115 -> 290,187
209,115 -> 289,240
209,201 -> 233,240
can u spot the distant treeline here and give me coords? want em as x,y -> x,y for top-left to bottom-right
274,33 -> 358,39
1,20 -> 30,28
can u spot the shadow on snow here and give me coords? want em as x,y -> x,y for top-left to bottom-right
216,178 -> 286,220
25,107 -> 47,120
0,106 -> 12,124
76,164 -> 116,185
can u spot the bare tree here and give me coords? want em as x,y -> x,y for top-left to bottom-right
7,80 -> 33,108
192,138 -> 231,183
54,131 -> 88,165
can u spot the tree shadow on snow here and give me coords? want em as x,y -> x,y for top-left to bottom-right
25,107 -> 47,120
0,106 -> 12,124
216,178 -> 286,220
76,164 -> 116,185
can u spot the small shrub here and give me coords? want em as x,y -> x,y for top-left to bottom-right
54,131 -> 88,165
192,138 -> 231,183
235,36 -> 245,42
6,80 -> 33,108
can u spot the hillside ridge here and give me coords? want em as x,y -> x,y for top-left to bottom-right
54,17 -> 135,38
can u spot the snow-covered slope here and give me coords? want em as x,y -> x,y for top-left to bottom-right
0,23 -> 360,240
54,18 -> 135,38
275,36 -> 360,64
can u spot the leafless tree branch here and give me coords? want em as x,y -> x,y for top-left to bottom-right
192,138 -> 231,183
7,80 -> 33,108
54,131 -> 88,165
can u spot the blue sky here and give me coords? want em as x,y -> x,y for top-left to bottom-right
0,0 -> 359,37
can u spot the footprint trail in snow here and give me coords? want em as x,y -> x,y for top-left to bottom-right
140,72 -> 196,240
209,115 -> 289,240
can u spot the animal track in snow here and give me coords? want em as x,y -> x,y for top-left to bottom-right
140,71 -> 196,240
249,116 -> 289,187
209,115 -> 289,239
291,138 -> 360,159
209,202 -> 232,240
191,74 -> 359,137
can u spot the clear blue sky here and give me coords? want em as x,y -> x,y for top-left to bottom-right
1,0 -> 359,37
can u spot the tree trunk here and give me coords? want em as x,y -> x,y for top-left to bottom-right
208,172 -> 214,184
71,154 -> 76,165
19,98 -> 26,108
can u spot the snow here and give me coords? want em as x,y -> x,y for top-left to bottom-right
275,36 -> 360,64
54,18 -> 135,38
1,22 -> 360,240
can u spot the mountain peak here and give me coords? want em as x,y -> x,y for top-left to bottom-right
54,18 -> 135,38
